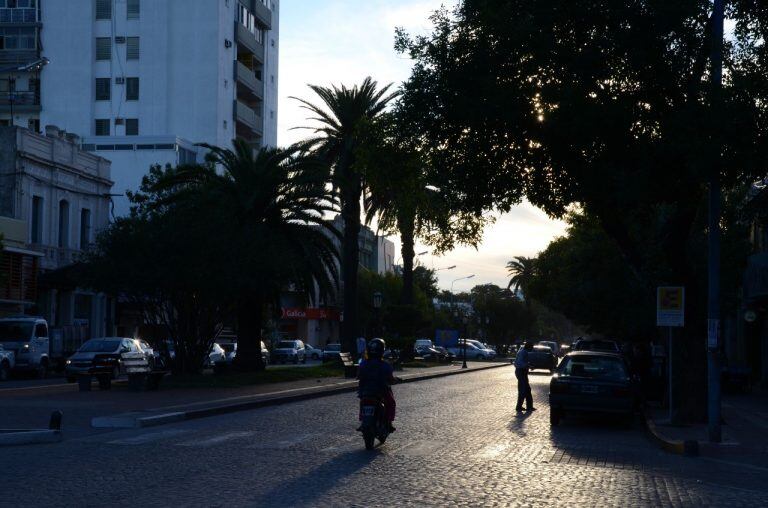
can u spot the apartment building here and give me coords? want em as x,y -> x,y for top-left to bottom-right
0,0 -> 46,132
39,0 -> 279,216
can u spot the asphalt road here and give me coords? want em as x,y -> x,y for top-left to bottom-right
3,367 -> 767,507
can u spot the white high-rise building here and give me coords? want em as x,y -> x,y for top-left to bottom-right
39,0 -> 279,216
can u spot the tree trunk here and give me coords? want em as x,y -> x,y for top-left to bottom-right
400,214 -> 416,306
341,180 -> 362,353
234,293 -> 265,372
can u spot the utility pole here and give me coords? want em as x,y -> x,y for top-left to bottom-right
707,0 -> 725,443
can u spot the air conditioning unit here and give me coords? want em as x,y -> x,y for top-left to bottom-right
114,118 -> 124,125
115,36 -> 126,44
115,77 -> 125,85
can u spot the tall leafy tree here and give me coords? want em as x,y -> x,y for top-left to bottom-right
397,0 -> 768,418
135,140 -> 340,371
293,77 -> 398,352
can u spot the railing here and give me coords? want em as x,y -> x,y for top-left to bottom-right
0,91 -> 40,106
0,8 -> 39,23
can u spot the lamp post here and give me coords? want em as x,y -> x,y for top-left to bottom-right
450,274 -> 475,368
372,291 -> 383,339
462,315 -> 469,369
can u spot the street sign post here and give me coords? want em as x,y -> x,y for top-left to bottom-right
657,287 -> 684,423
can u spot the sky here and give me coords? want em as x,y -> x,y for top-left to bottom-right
278,0 -> 568,293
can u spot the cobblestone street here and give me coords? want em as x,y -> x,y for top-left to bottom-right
2,367 -> 767,507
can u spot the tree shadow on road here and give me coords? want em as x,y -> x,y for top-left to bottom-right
250,446 -> 379,505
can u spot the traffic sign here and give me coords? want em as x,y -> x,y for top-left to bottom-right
657,287 -> 684,327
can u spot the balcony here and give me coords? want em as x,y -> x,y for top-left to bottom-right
235,21 -> 265,63
253,1 -> 272,30
235,60 -> 264,100
0,91 -> 40,112
235,100 -> 262,132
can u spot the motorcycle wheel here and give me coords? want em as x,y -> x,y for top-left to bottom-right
363,430 -> 375,450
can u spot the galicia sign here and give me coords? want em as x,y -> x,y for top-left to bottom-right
281,308 -> 341,321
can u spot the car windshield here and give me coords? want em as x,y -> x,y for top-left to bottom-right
325,344 -> 340,351
561,356 -> 627,380
79,339 -> 122,353
277,341 -> 296,349
0,321 -> 34,342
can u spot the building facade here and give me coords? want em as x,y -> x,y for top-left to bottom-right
0,0 -> 45,132
0,125 -> 113,342
39,0 -> 279,215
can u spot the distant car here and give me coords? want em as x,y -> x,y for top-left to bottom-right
261,341 -> 270,365
322,343 -> 342,362
549,351 -> 638,425
527,345 -> 558,372
413,339 -> 434,351
273,340 -> 306,364
304,344 -> 323,360
415,345 -> 449,362
65,338 -> 151,382
558,344 -> 571,358
538,341 -> 559,356
572,339 -> 620,354
206,343 -> 227,367
448,342 -> 493,360
220,342 -> 237,363
433,345 -> 455,361
137,340 -> 158,369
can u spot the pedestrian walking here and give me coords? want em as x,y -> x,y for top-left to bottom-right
514,341 -> 535,412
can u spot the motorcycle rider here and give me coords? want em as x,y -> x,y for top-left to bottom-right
357,338 -> 397,432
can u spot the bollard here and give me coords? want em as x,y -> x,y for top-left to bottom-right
49,410 -> 63,430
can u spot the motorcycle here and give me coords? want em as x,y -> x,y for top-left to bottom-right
359,396 -> 390,450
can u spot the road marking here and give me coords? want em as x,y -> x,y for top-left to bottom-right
107,429 -> 189,445
177,431 -> 255,447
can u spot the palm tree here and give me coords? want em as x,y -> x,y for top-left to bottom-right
506,256 -> 537,306
293,77 -> 398,352
142,139 -> 340,371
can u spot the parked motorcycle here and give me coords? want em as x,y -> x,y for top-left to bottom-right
359,396 -> 390,450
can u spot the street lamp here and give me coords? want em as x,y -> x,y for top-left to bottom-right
372,291 -> 383,338
462,315 -> 469,369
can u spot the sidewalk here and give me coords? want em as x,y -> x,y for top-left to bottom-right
0,361 -> 510,439
646,391 -> 768,468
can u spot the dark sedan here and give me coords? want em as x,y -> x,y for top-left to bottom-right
65,338 -> 150,382
549,351 -> 638,425
415,345 -> 450,363
527,345 -> 558,372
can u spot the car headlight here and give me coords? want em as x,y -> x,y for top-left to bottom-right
66,360 -> 71,365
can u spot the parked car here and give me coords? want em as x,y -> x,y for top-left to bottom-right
261,341 -> 270,365
65,338 -> 151,382
220,342 -> 237,363
137,340 -> 158,369
0,345 -> 14,381
413,339 -> 434,351
273,340 -> 306,364
415,345 -> 449,362
322,343 -> 342,362
538,341 -> 559,357
549,351 -> 638,425
572,339 -> 620,354
205,343 -> 227,367
448,342 -> 493,360
304,344 -> 323,360
0,316 -> 52,377
433,345 -> 455,361
528,345 -> 558,372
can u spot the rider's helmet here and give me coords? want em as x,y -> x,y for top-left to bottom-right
367,338 -> 386,359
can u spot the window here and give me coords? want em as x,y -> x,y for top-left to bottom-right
126,77 -> 139,100
95,118 -> 110,136
80,209 -> 91,248
95,37 -> 111,60
126,37 -> 139,60
125,118 -> 138,136
127,0 -> 139,19
34,323 -> 47,339
95,0 -> 111,20
27,118 -> 39,132
0,27 -> 36,50
95,78 -> 110,101
30,195 -> 42,243
58,200 -> 69,248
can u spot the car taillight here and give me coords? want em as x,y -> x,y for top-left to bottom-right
550,381 -> 568,394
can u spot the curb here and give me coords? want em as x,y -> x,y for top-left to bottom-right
643,412 -> 699,457
0,429 -> 62,446
93,362 -> 512,429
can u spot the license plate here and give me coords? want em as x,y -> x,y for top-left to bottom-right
582,385 -> 598,394
361,406 -> 375,417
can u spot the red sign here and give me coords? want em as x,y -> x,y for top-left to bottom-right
281,308 -> 340,321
